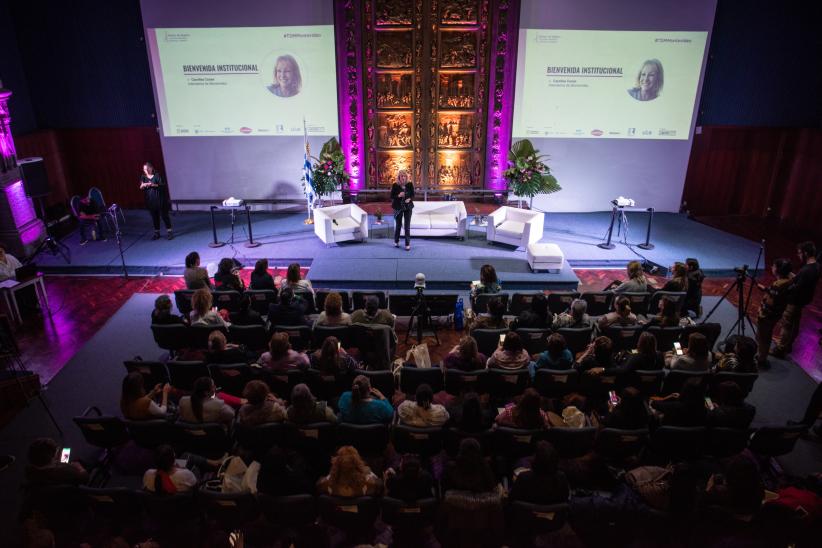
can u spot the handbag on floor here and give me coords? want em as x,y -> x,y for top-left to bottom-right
406,343 -> 432,369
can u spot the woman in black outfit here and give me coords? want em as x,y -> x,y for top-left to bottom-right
391,170 -> 414,250
623,331 -> 666,371
249,259 -> 276,291
139,162 -> 173,240
214,258 -> 244,292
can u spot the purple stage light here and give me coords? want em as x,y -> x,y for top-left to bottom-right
335,0 -> 365,192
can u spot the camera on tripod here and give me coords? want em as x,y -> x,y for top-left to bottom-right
734,264 -> 749,276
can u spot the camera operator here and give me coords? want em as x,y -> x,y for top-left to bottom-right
772,242 -> 819,358
755,258 -> 792,367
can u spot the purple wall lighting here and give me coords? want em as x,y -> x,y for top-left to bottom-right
335,0 -> 365,193
484,0 -> 521,192
0,86 -> 19,173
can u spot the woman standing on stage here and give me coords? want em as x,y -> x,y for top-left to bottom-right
140,162 -> 173,240
391,170 -> 414,250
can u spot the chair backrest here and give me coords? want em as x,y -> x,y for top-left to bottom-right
271,325 -> 312,352
471,328 -> 508,357
261,368 -> 305,400
545,426 -> 597,458
387,294 -> 417,316
305,368 -> 350,404
427,294 -> 459,317
245,289 -> 277,315
151,324 -> 190,352
444,427 -> 494,457
392,424 -> 445,457
509,501 -> 569,536
140,491 -> 198,525
620,292 -> 651,317
73,413 -> 129,450
602,325 -> 644,352
649,291 -> 687,315
594,428 -> 649,460
486,368 -> 530,401
515,328 -> 551,355
293,290 -> 317,314
628,369 -> 665,398
176,421 -> 231,459
706,427 -> 751,458
235,422 -> 286,455
79,487 -> 141,520
646,326 -> 685,353
352,290 -> 387,311
336,423 -> 390,456
683,323 -> 723,352
579,369 -> 619,399
189,324 -> 227,350
399,366 -> 444,395
207,363 -> 251,397
533,368 -> 579,399
124,359 -> 169,387
749,425 -> 805,458
358,369 -> 395,398
283,421 -> 337,455
444,368 -> 489,396
554,327 -> 594,355
380,497 -> 437,531
547,291 -> 580,315
198,490 -> 260,529
257,493 -> 316,528
69,195 -> 82,218
313,325 -> 354,350
212,290 -> 243,313
580,291 -> 614,316
474,293 -> 508,314
125,419 -> 178,449
88,187 -> 106,209
710,371 -> 759,398
661,370 -> 710,396
318,495 -> 380,533
166,360 -> 210,392
228,324 -> 269,350
494,427 -> 549,460
510,292 -> 544,316
350,324 -> 392,370
651,426 -> 707,461
173,289 -> 196,316
316,290 -> 352,313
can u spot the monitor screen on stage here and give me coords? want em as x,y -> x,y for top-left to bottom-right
512,0 -> 717,212
140,0 -> 337,203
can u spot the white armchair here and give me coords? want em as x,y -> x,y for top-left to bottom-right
313,204 -> 369,246
486,206 -> 544,249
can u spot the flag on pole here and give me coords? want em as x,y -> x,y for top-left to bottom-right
302,118 -> 314,224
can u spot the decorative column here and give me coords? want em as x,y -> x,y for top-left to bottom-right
335,0 -> 366,197
0,83 -> 46,257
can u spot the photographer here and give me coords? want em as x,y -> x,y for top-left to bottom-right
755,258 -> 792,366
773,241 -> 819,358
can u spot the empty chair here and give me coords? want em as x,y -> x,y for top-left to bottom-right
620,292 -> 651,317
682,322 -> 723,352
444,368 -> 489,396
316,290 -> 352,313
79,486 -> 142,526
594,428 -> 649,461
125,419 -> 178,450
387,294 -> 418,316
508,502 -> 570,544
257,493 -> 317,533
399,366 -> 444,395
426,294 -> 459,318
516,328 -> 551,356
650,426 -> 707,461
336,423 -> 390,456
228,324 -> 268,350
271,325 -> 312,352
533,369 -> 579,399
313,325 -> 353,350
602,325 -> 644,352
176,421 -> 231,458
474,292 -> 509,314
212,290 -> 243,313
208,363 -> 251,397
392,424 -> 445,458
547,291 -> 580,315
646,326 -> 685,353
381,497 -> 438,544
545,426 -> 597,459
580,291 -> 614,316
123,359 -> 169,387
198,491 -> 260,532
510,292 -> 545,316
494,427 -> 550,461
711,371 -> 758,398
173,289 -> 196,316
73,407 -> 129,471
472,328 -> 508,358
749,425 -> 805,458
554,327 -> 593,355
235,422 -> 286,455
706,427 -> 751,458
486,368 -> 530,402
189,324 -> 227,350
283,421 -> 337,456
151,324 -> 189,358
649,291 -> 687,315
166,360 -> 210,392
245,289 -> 277,315
628,369 -> 665,398
661,370 -> 710,396
353,290 -> 388,311
318,495 -> 381,543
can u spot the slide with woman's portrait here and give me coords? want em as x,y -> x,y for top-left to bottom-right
147,25 -> 338,137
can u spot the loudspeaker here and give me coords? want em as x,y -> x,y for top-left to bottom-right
18,157 -> 51,197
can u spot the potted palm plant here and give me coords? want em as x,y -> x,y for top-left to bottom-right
310,137 -> 350,205
503,139 -> 560,208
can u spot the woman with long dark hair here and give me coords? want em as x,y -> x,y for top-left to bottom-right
391,170 -> 414,250
309,336 -> 359,374
120,372 -> 171,420
495,388 -> 549,429
337,374 -> 394,424
139,161 -> 173,240
178,376 -> 235,427
142,445 -> 197,494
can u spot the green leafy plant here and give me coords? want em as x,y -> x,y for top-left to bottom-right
310,137 -> 350,197
502,139 -> 560,204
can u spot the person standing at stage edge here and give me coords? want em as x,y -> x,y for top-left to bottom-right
772,241 -> 819,358
140,161 -> 173,240
391,170 -> 414,251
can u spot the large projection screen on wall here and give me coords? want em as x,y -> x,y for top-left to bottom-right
140,0 -> 337,204
512,0 -> 716,212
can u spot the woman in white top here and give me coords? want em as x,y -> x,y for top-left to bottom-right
0,244 -> 22,282
142,445 -> 197,494
397,383 -> 449,427
286,262 -> 314,295
314,291 -> 352,327
189,287 -> 229,327
178,377 -> 235,427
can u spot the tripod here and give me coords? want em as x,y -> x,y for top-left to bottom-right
109,204 -> 128,279
701,242 -> 764,338
27,196 -> 70,264
405,289 -> 440,345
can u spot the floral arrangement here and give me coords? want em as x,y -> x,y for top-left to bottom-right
502,139 -> 560,203
308,137 -> 350,197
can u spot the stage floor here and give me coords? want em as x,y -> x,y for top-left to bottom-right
32,209 -> 762,285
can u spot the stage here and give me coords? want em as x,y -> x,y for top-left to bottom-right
32,209 -> 763,289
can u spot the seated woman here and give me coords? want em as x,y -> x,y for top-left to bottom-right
257,446 -> 312,496
487,331 -> 531,371
213,257 -> 244,292
238,380 -> 286,427
510,293 -> 551,330
443,335 -> 487,371
120,372 -> 171,420
385,454 -> 435,502
285,262 -> 314,295
317,446 -> 382,497
447,391 -> 492,433
708,381 -> 755,429
715,335 -> 758,373
178,377 -> 235,427
189,288 -> 229,327
229,295 -> 264,326
661,262 -> 689,293
258,332 -> 310,371
183,251 -> 212,290
249,259 -> 276,291
509,441 -> 569,505
337,375 -> 394,424
151,294 -> 186,325
314,292 -> 351,327
601,387 -> 650,430
142,445 -> 198,494
495,388 -> 550,429
649,378 -> 707,427
534,333 -> 574,371
577,336 -> 615,375
267,287 -> 310,327
397,383 -> 450,427
470,296 -> 509,332
350,295 -> 395,327
443,438 -> 497,493
597,296 -> 638,331
204,330 -> 247,364
286,383 -> 338,424
553,298 -> 594,329
623,331 -> 665,371
0,243 -> 23,282
609,260 -> 649,294
647,296 -> 692,328
470,263 -> 502,304
683,258 -> 705,317
666,332 -> 711,371
309,336 -> 359,375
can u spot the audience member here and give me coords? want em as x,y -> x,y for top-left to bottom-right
183,251 -> 211,290
623,331 -> 666,371
249,259 -> 276,291
716,335 -> 758,372
286,383 -> 337,424
256,446 -> 312,496
755,258 -> 792,367
121,372 -> 171,420
338,374 -> 394,424
310,336 -> 359,374
190,288 -> 229,327
667,332 -> 711,371
683,257 -> 705,317
553,298 -> 594,329
610,260 -> 649,293
708,381 -> 755,429
577,336 -> 615,375
443,438 -> 497,493
314,292 -> 351,327
385,454 -> 435,501
510,293 -> 551,330
237,380 -> 286,426
598,296 -> 638,330
773,241 -> 819,358
509,441 -> 569,504
204,330 -> 247,364
495,388 -> 549,429
229,295 -> 264,326
471,263 -> 502,302
213,258 -> 244,292
602,387 -> 650,429
142,445 -> 197,494
534,333 -> 574,370
650,378 -> 707,426
470,296 -> 509,332
448,392 -> 492,432
25,438 -> 89,487
661,262 -> 689,293
350,295 -> 395,327
397,383 -> 450,426
285,262 -> 314,295
646,296 -> 685,328
178,377 -> 235,427
150,294 -> 185,325
0,244 -> 23,282
258,332 -> 310,370
267,287 -> 309,326
443,335 -> 487,371
317,446 -> 382,496
487,331 -> 531,371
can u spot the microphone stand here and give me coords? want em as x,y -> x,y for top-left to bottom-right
109,204 -> 128,279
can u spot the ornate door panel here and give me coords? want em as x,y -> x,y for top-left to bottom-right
363,0 -> 490,191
